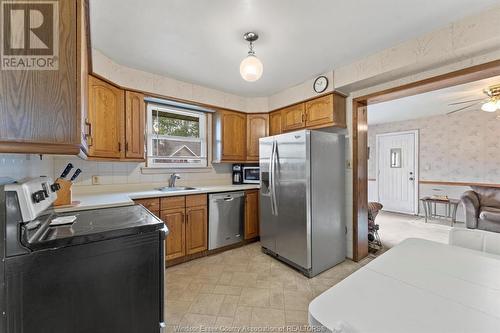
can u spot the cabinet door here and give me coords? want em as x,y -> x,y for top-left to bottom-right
87,75 -> 124,158
0,0 -> 79,154
245,190 -> 259,240
305,94 -> 333,128
185,206 -> 208,255
221,110 -> 247,161
247,114 -> 269,161
161,208 -> 186,260
269,111 -> 282,136
281,104 -> 305,132
125,91 -> 145,159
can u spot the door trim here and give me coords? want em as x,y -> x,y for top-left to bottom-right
375,130 -> 419,215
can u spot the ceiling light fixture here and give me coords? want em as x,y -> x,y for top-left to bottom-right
240,32 -> 263,82
481,84 -> 500,112
481,100 -> 497,112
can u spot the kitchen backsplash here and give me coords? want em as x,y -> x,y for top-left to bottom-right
0,154 -> 232,187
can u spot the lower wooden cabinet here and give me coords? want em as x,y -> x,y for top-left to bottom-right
244,190 -> 259,239
161,208 -> 186,260
185,205 -> 208,255
135,191 -> 260,264
160,194 -> 208,261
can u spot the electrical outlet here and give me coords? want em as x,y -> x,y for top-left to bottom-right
92,175 -> 101,185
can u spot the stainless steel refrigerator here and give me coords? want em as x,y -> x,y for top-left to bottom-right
259,129 -> 346,277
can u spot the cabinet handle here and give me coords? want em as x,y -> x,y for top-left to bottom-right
125,142 -> 129,152
118,142 -> 121,152
85,118 -> 92,146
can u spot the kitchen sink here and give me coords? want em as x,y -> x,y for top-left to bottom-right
156,186 -> 198,192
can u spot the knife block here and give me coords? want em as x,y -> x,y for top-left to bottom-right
53,178 -> 72,207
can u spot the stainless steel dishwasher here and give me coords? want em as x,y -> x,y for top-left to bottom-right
208,191 -> 245,250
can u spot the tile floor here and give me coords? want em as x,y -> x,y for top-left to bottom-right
165,242 -> 374,332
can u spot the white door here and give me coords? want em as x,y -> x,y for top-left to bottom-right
376,131 -> 418,214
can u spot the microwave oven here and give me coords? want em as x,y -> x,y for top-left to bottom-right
242,166 -> 260,184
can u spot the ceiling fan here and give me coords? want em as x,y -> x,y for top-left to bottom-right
447,84 -> 500,115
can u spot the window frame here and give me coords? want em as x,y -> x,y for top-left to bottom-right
146,103 -> 208,168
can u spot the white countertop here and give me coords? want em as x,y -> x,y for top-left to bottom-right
308,238 -> 500,333
54,184 -> 259,213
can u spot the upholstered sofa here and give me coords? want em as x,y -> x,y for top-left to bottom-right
461,186 -> 500,233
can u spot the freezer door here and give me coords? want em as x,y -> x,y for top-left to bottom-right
259,137 -> 277,252
274,131 -> 310,269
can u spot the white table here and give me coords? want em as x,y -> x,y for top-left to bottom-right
308,238 -> 500,333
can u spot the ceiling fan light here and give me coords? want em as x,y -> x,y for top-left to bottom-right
481,101 -> 497,112
240,55 -> 263,82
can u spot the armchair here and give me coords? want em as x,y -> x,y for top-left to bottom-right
461,186 -> 500,233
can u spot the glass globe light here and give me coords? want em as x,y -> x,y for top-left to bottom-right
481,101 -> 497,112
240,54 -> 263,82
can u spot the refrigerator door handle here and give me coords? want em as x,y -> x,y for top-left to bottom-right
271,140 -> 279,216
269,140 -> 276,215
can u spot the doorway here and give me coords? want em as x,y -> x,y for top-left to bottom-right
351,59 -> 500,262
375,130 -> 419,215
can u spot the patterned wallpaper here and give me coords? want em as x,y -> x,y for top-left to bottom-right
368,109 -> 500,183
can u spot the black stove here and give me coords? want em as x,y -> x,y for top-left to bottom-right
0,177 -> 168,333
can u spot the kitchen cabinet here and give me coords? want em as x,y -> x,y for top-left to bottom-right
213,109 -> 247,162
159,194 -> 207,261
185,206 -> 208,255
0,0 -> 88,155
305,93 -> 346,128
269,111 -> 282,136
87,75 -> 125,158
246,114 -> 269,161
281,103 -> 306,132
161,208 -> 186,260
279,93 -> 346,133
244,190 -> 259,240
87,75 -> 146,160
133,198 -> 160,217
125,91 -> 145,159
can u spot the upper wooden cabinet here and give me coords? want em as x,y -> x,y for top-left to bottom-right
125,91 -> 145,159
246,114 -> 269,161
213,109 -> 247,162
86,75 -> 145,161
0,0 -> 88,155
278,93 -> 346,133
305,93 -> 346,128
269,111 -> 282,136
87,75 -> 124,158
281,104 -> 306,132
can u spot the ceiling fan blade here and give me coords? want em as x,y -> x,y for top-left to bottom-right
447,102 -> 482,115
448,98 -> 486,106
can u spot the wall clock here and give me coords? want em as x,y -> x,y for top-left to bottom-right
313,76 -> 328,93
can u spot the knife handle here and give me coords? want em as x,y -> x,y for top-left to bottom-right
60,163 -> 74,179
70,168 -> 82,182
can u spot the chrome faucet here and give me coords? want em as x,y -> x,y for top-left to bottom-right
168,173 -> 181,187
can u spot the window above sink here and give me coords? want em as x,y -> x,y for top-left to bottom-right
146,103 -> 207,169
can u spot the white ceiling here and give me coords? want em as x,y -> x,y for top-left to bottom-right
90,0 -> 500,97
367,75 -> 500,125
